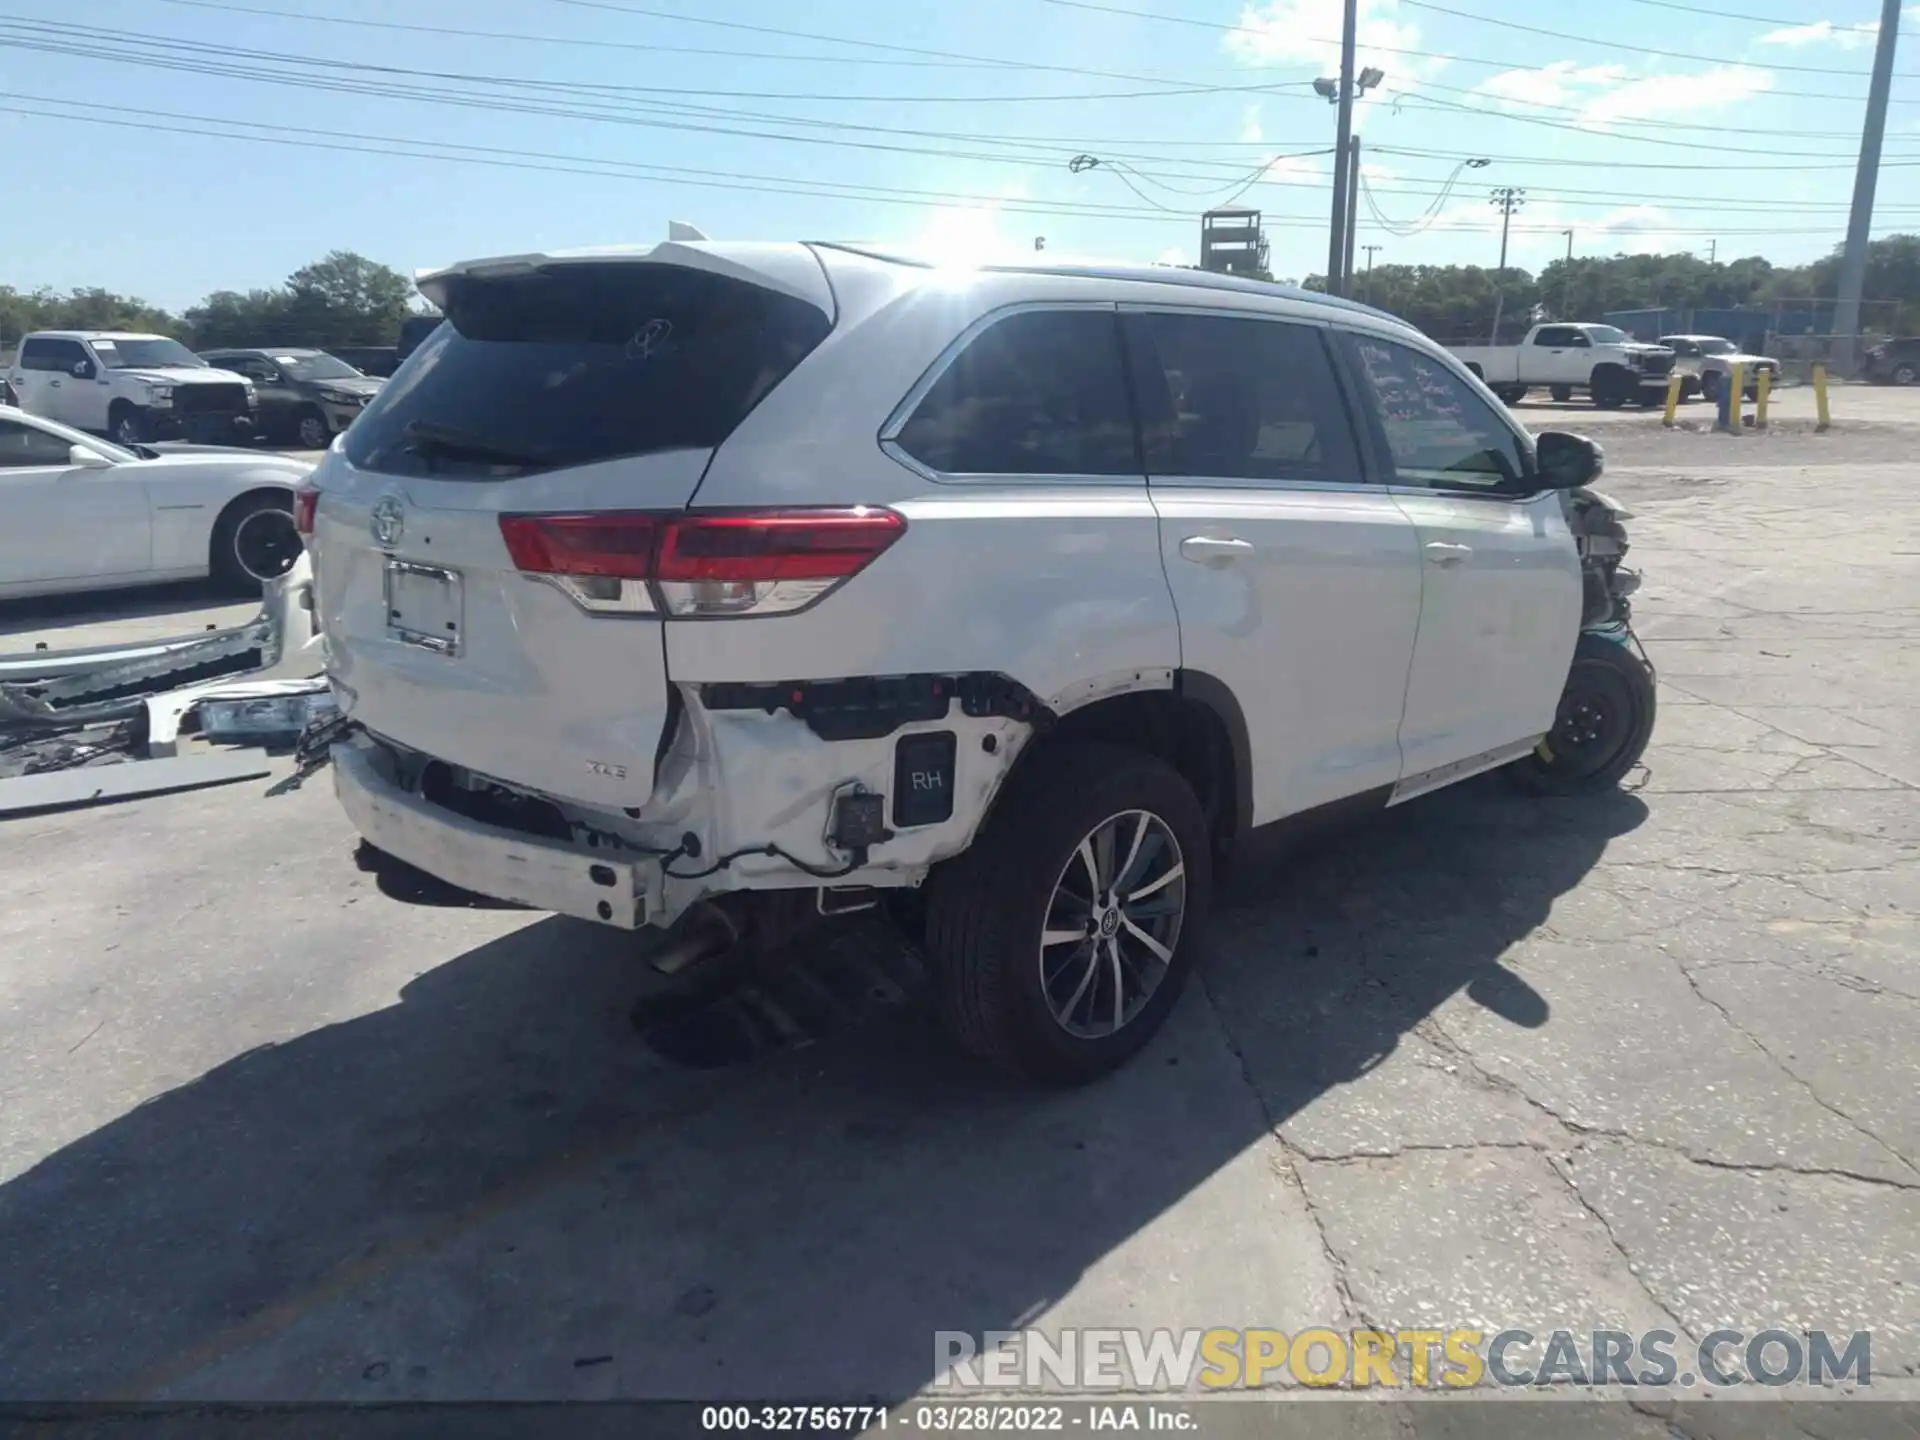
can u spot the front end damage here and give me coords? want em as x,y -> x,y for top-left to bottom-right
1564,487 -> 1642,637
331,671 -> 1053,955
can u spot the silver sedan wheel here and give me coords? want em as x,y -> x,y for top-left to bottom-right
1039,808 -> 1186,1040
298,413 -> 332,449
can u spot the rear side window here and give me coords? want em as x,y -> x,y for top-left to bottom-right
1341,333 -> 1528,491
21,339 -> 85,372
1124,311 -> 1359,485
345,265 -> 831,478
892,308 -> 1138,477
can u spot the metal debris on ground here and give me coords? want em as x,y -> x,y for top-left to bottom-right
0,554 -> 329,814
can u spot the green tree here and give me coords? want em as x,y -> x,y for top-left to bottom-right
282,251 -> 414,347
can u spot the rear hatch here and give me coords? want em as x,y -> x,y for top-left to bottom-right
309,246 -> 835,807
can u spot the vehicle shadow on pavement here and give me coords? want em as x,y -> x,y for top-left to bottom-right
0,776 -> 1645,1404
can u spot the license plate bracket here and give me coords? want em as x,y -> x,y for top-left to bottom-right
383,560 -> 463,655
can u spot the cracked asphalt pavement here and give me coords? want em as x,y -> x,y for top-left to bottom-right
0,385 -> 1913,1428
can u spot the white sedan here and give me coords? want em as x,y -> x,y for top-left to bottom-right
0,405 -> 313,601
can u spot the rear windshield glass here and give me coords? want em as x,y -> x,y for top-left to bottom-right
344,264 -> 831,478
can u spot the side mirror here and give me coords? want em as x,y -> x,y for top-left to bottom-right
1535,430 -> 1603,490
69,444 -> 115,469
71,361 -> 95,380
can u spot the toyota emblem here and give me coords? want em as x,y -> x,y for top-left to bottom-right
370,496 -> 405,547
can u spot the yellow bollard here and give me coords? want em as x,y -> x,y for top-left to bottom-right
1727,362 -> 1744,432
1755,367 -> 1771,428
1663,372 -> 1683,426
1814,362 -> 1831,431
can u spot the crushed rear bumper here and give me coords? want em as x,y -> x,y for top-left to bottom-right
332,737 -> 654,929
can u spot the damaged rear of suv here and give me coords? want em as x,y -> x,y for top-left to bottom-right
306,240 -> 1653,1083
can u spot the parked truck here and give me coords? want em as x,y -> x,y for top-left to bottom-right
1450,323 -> 1684,409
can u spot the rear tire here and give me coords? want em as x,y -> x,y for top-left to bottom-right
1700,370 -> 1722,404
924,742 -> 1212,1084
210,491 -> 303,595
1549,384 -> 1573,403
1506,633 -> 1656,796
1493,384 -> 1528,405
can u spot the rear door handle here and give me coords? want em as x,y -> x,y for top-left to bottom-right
1179,535 -> 1255,566
1424,542 -> 1473,566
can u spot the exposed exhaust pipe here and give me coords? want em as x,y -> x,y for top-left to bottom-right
646,900 -> 740,976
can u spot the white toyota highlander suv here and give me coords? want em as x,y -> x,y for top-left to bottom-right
301,241 -> 1653,1082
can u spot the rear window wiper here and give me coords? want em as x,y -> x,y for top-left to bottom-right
398,419 -> 552,470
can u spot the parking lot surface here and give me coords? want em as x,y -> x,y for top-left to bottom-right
0,389 -> 1914,1421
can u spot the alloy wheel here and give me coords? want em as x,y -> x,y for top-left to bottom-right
1038,809 -> 1186,1040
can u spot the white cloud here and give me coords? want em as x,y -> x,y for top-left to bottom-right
1224,0 -> 1446,90
1360,161 -> 1404,182
1239,104 -> 1264,143
1758,20 -> 1878,48
1471,60 -> 1773,129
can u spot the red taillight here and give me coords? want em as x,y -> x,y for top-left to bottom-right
656,510 -> 906,583
293,484 -> 319,537
499,513 -> 660,578
497,508 -> 905,617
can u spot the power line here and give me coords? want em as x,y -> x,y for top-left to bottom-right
1040,0 -> 1916,82
0,92 -> 1885,241
1396,0 -> 1920,80
11,14 -> 1913,178
0,16 -> 1310,106
1610,0 -> 1842,25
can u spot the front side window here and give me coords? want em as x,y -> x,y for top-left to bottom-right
893,308 -> 1137,477
1342,333 -> 1529,492
1123,310 -> 1360,484
0,418 -> 84,468
1533,327 -> 1574,347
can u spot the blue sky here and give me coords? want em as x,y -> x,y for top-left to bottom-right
1,0 -> 1914,310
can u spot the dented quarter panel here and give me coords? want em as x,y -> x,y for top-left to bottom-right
642,688 -> 1034,915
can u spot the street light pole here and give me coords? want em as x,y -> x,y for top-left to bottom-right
1361,244 -> 1382,303
1343,134 -> 1362,297
1325,0 -> 1358,296
1834,0 -> 1903,374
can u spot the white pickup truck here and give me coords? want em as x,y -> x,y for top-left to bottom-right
1450,323 -> 1685,409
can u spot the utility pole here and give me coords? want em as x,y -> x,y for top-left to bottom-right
1325,0 -> 1358,296
1561,229 -> 1574,316
1834,0 -> 1903,374
1488,186 -> 1526,345
1707,239 -> 1717,263
1343,135 -> 1362,298
1361,244 -> 1382,302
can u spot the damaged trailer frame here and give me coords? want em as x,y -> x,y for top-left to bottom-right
0,553 -> 323,731
0,554 -> 329,812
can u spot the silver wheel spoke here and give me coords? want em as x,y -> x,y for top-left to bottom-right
1060,944 -> 1100,1022
1115,813 -> 1148,893
1127,860 -> 1185,902
1107,939 -> 1125,1032
1075,837 -> 1101,899
1042,928 -> 1087,948
1120,914 -> 1173,966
